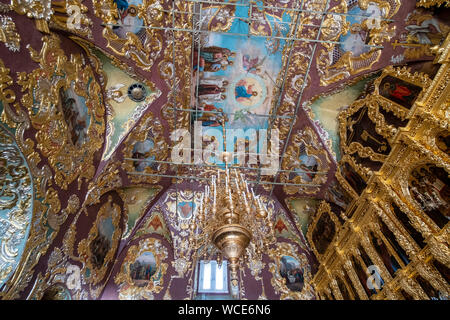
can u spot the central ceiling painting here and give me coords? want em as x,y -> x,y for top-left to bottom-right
191,3 -> 291,132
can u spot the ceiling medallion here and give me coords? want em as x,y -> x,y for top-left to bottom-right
127,83 -> 147,102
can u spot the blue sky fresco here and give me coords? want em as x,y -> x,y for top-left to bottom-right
194,3 -> 293,164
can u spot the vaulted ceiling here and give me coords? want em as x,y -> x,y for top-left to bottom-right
0,0 -> 448,299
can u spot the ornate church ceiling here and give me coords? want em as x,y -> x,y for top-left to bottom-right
0,0 -> 448,300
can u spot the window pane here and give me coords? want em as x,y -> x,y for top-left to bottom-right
216,262 -> 223,290
202,262 -> 211,290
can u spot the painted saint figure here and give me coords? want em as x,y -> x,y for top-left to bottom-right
197,84 -> 226,96
384,82 -> 413,103
199,77 -> 229,87
197,103 -> 224,127
405,16 -> 443,45
132,139 -> 156,172
193,47 -> 235,73
235,79 -> 258,103
59,87 -> 88,147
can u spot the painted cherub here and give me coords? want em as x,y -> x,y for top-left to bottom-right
242,54 -> 266,74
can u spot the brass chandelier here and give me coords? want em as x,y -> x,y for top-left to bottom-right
188,151 -> 276,288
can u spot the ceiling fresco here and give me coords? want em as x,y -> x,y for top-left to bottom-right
99,185 -> 317,300
90,49 -> 161,161
0,0 -> 448,300
285,197 -> 320,237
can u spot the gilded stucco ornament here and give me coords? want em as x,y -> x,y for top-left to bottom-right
316,0 -> 399,87
83,160 -> 123,208
0,126 -> 33,288
91,0 -> 118,25
114,237 -> 169,300
159,3 -> 192,134
47,193 -> 79,231
28,247 -> 88,300
0,15 -> 20,52
416,0 -> 450,8
202,1 -> 236,33
0,58 -> 16,123
271,39 -> 311,144
10,0 -> 52,20
93,0 -> 164,72
17,33 -> 105,190
0,57 -> 65,299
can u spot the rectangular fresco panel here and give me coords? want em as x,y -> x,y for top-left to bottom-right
193,35 -> 282,131
191,5 -> 292,151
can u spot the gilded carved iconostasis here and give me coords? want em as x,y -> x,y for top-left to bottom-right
0,0 -> 449,301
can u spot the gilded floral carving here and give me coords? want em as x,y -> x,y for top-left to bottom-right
316,0 -> 399,86
17,33 -> 105,190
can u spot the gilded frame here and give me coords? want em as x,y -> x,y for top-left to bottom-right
268,242 -> 315,300
17,33 -> 105,190
316,0 -> 400,87
114,237 -> 169,300
338,98 -> 390,163
373,66 -> 432,120
78,195 -> 122,286
306,201 -> 342,261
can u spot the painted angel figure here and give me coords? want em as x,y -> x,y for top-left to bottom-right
242,54 -> 266,74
